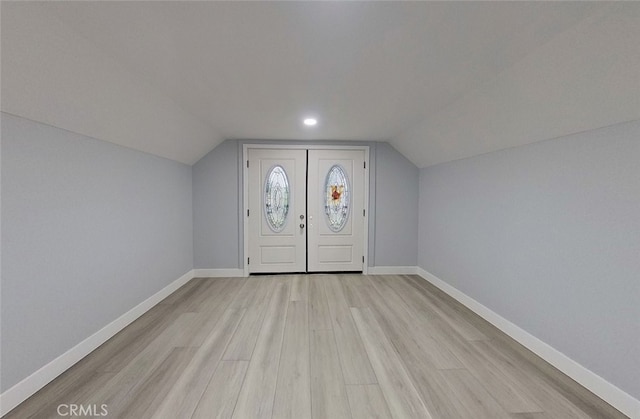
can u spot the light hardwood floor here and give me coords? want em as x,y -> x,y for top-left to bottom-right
5,274 -> 627,418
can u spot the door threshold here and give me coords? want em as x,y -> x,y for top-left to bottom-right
249,271 -> 363,276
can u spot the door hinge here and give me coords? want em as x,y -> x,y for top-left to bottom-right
364,161 -> 366,169
247,209 -> 250,217
362,256 -> 365,263
247,160 -> 249,168
247,257 -> 250,265
363,209 -> 366,216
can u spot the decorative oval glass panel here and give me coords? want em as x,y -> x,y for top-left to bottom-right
264,165 -> 290,232
324,165 -> 350,232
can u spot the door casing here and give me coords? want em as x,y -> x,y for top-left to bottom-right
242,144 -> 370,276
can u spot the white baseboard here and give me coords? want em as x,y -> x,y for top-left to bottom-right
415,267 -> 640,419
193,268 -> 245,278
368,266 -> 418,275
0,269 -> 195,417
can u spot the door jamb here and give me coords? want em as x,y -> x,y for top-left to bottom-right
242,144 -> 370,277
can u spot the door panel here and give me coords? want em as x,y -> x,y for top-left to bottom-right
248,149 -> 307,273
307,149 -> 365,272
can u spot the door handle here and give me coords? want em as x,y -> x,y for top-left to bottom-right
300,223 -> 305,229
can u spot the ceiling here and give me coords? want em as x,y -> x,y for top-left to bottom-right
2,2 -> 639,167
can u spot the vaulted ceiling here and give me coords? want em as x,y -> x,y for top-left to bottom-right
2,2 -> 639,167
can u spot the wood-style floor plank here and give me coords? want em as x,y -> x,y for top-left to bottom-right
178,278 -> 247,347
290,275 -> 309,302
434,368 -> 513,419
362,285 -> 477,418
473,340 -> 595,419
272,301 -> 312,419
490,334 -> 628,419
465,340 -> 548,413
365,275 -> 464,370
223,277 -> 275,360
79,312 -> 201,413
310,330 -> 352,419
227,277 -> 264,309
4,371 -> 116,419
232,279 -> 291,419
308,276 -> 332,330
191,361 -> 249,419
6,274 -> 627,419
346,384 -> 393,419
159,277 -> 206,306
118,347 -> 197,419
351,307 -> 433,419
181,278 -> 228,313
150,308 -> 246,418
511,413 -> 555,419
324,275 -> 377,385
340,274 -> 369,308
94,303 -> 180,373
401,275 -> 489,341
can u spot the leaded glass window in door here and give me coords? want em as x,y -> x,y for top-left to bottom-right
324,165 -> 350,232
264,165 -> 290,232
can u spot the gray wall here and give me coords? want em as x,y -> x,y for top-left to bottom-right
193,140 -> 418,269
1,113 -> 194,392
375,142 -> 418,266
193,139 -> 240,269
417,120 -> 640,399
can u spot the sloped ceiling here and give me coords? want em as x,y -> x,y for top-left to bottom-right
2,2 -> 639,167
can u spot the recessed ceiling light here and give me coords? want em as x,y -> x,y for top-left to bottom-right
303,118 -> 318,126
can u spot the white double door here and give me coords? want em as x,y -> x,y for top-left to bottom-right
247,148 -> 366,273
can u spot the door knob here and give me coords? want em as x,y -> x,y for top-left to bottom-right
300,223 -> 305,229
300,215 -> 305,220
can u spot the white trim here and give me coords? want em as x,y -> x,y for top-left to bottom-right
368,266 -> 418,275
243,144 -> 250,277
242,144 -> 370,276
242,144 -> 372,151
415,267 -> 640,419
361,147 -> 370,275
0,269 -> 195,417
193,268 -> 245,278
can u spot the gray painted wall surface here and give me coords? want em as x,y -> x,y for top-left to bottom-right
375,142 -> 418,266
192,140 -> 419,269
1,113 -> 193,391
192,139 -> 239,269
418,120 -> 640,399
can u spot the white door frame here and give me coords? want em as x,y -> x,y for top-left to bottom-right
242,144 -> 370,277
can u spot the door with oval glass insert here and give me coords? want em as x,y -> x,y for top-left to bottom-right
247,148 -> 307,273
307,149 -> 365,272
247,147 -> 365,273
